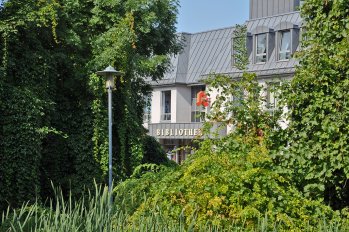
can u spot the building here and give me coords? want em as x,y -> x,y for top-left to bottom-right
144,0 -> 303,163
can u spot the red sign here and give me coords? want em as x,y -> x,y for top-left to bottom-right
196,91 -> 209,107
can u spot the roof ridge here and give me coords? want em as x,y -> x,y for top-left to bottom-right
247,11 -> 300,22
177,26 -> 236,35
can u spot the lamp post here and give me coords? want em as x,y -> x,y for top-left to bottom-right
97,66 -> 123,204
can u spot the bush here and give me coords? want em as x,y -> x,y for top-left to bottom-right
114,133 -> 346,231
1,181 -> 348,231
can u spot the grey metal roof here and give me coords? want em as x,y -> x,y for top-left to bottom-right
150,11 -> 301,87
186,27 -> 236,84
150,27 -> 236,86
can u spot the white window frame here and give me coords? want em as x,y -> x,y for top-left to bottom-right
266,82 -> 280,115
255,33 -> 267,63
161,91 -> 171,121
278,30 -> 291,61
143,94 -> 151,123
191,86 -> 206,123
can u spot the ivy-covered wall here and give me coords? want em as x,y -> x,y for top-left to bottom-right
279,0 -> 349,209
0,0 -> 179,210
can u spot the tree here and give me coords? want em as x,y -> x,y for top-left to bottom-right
88,0 -> 180,180
278,0 -> 349,209
204,25 -> 281,142
0,0 -> 179,209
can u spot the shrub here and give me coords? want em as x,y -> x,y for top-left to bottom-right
114,133 -> 345,231
1,181 -> 348,231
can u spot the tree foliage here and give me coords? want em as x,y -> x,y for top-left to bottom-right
232,24 -> 249,71
88,0 -> 180,181
0,0 -> 179,210
277,0 -> 349,209
205,73 -> 281,140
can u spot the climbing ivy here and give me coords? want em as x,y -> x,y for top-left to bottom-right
0,0 -> 179,210
276,0 -> 349,209
0,0 -> 63,209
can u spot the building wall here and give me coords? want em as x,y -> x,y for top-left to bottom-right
249,0 -> 300,19
171,88 -> 177,123
150,90 -> 159,124
151,86 -> 192,124
176,34 -> 191,83
175,86 -> 191,122
150,87 -> 174,123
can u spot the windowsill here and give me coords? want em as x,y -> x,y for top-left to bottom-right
160,121 -> 172,123
148,122 -> 205,125
277,59 -> 290,62
254,62 -> 267,65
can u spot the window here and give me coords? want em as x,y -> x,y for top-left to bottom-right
191,86 -> 205,122
143,94 -> 151,123
231,86 -> 244,107
266,82 -> 280,115
279,30 -> 291,60
161,91 -> 171,121
255,33 -> 267,63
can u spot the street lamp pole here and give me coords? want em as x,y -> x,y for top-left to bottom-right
97,66 -> 123,205
107,84 -> 112,197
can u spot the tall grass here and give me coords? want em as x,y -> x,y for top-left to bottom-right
0,185 -> 348,231
0,185 -> 115,232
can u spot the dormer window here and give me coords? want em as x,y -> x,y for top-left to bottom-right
273,21 -> 300,61
279,30 -> 291,60
256,33 -> 267,63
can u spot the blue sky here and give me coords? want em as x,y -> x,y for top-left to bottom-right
176,0 -> 249,33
